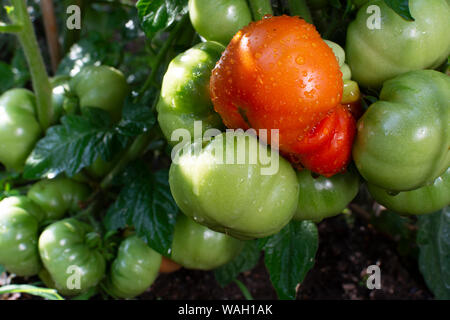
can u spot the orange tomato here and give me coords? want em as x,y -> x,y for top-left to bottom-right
159,256 -> 182,273
210,15 -> 355,176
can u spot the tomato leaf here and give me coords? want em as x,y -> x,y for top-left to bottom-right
417,207 -> 450,299
214,240 -> 261,287
116,98 -> 156,137
136,0 -> 188,39
262,220 -> 318,300
383,0 -> 414,21
23,109 -> 125,179
56,32 -> 122,76
0,62 -> 14,92
104,163 -> 179,256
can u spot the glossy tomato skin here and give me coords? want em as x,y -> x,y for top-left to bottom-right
368,168 -> 450,216
0,89 -> 42,172
169,131 -> 299,239
346,0 -> 450,88
159,257 -> 182,273
157,42 -> 225,145
353,70 -> 449,192
189,0 -> 252,46
210,15 -> 352,176
27,178 -> 91,220
294,168 -> 360,222
170,215 -> 244,270
38,218 -> 106,296
70,65 -> 129,123
0,196 -> 45,276
104,236 -> 162,299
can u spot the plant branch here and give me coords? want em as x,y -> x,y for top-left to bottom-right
288,0 -> 313,24
10,0 -> 53,130
40,0 -> 61,74
248,0 -> 273,20
137,14 -> 189,99
0,22 -> 22,33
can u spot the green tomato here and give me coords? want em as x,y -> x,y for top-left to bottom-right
353,70 -> 449,192
0,196 -> 45,276
157,41 -> 225,146
84,156 -> 116,179
169,131 -> 299,239
171,214 -> 244,270
0,89 -> 42,172
189,0 -> 252,45
27,177 -> 91,221
294,169 -> 360,222
368,168 -> 450,216
50,75 -> 71,124
346,0 -> 450,88
38,218 -> 106,296
103,236 -> 162,299
70,65 -> 129,123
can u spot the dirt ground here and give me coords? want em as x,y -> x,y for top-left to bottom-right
141,214 -> 432,300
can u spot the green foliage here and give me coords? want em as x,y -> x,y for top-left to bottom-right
417,207 -> 450,299
262,221 -> 319,300
137,0 -> 189,39
214,240 -> 261,287
105,163 -> 179,256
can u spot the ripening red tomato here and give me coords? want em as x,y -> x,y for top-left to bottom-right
210,15 -> 355,176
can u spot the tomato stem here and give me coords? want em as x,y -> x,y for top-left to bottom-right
10,0 -> 53,130
247,0 -> 274,20
99,131 -> 156,190
288,0 -> 313,24
137,14 -> 189,99
233,279 -> 254,300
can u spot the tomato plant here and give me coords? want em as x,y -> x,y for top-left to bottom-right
0,0 -> 448,303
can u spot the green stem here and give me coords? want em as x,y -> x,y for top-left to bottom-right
137,14 -> 189,99
234,279 -> 254,300
248,0 -> 273,20
288,0 -> 313,24
0,22 -> 22,33
100,131 -> 154,189
10,0 -> 53,130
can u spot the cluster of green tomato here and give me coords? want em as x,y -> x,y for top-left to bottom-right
0,64 -> 247,298
157,0 -> 449,242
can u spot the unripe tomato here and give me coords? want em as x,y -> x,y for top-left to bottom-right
103,236 -> 162,299
353,70 -> 449,192
27,177 -> 91,220
70,65 -> 129,123
0,196 -> 45,276
188,0 -> 252,45
169,131 -> 299,239
170,215 -> 244,270
0,89 -> 42,172
38,218 -> 106,296
346,0 -> 450,88
157,41 -> 225,145
368,168 -> 450,216
294,168 -> 360,222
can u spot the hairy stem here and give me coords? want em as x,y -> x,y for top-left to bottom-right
288,0 -> 313,24
248,0 -> 273,20
10,0 -> 53,130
